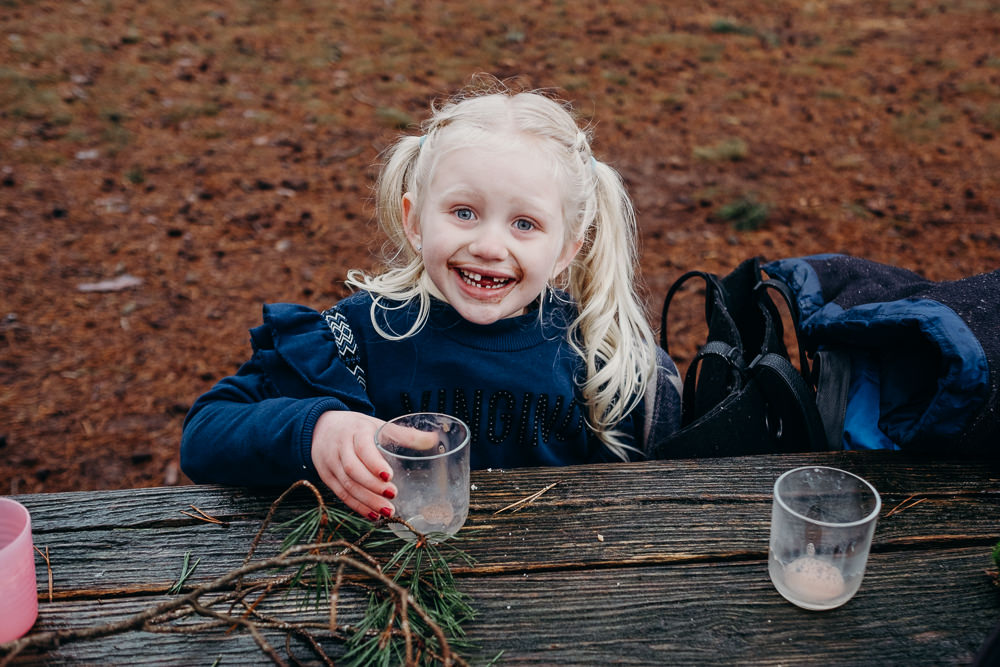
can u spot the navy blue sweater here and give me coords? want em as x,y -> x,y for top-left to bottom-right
181,291 -> 681,487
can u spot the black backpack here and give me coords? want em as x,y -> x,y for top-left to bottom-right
651,254 -> 999,459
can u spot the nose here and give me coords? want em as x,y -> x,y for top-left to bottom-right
467,222 -> 509,261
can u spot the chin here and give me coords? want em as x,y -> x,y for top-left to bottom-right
453,302 -> 524,325
456,310 -> 505,325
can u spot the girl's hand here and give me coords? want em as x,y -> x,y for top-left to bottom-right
311,411 -> 397,520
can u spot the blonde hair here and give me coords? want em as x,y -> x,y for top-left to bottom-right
347,79 -> 657,460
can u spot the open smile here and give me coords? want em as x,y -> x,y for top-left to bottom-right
455,268 -> 515,290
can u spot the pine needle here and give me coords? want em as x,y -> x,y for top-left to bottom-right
168,550 -> 201,594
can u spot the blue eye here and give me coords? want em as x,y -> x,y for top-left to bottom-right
454,207 -> 474,221
514,218 -> 535,231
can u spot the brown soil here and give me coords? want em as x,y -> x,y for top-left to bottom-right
3,1 -> 999,494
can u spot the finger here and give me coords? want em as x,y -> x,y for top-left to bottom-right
325,471 -> 392,520
376,422 -> 441,452
356,433 -> 397,486
335,431 -> 395,515
316,444 -> 393,520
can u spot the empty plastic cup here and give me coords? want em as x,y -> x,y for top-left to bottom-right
376,413 -> 471,542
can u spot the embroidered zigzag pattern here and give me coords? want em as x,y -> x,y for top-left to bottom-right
322,307 -> 366,389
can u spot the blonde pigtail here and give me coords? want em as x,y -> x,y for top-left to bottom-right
346,135 -> 431,339
568,159 -> 658,460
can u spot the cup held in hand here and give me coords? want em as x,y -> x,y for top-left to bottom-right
375,413 -> 471,542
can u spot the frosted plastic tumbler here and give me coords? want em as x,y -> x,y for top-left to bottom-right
0,497 -> 38,642
768,466 -> 881,610
376,413 -> 470,543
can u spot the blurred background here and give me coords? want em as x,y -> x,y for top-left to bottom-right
2,0 -> 998,493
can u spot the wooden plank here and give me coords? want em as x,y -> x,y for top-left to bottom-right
13,453 -> 999,597
463,546 -> 1000,664
13,485 -> 292,533
20,489 -> 998,597
8,545 -> 997,666
14,452 -> 1000,533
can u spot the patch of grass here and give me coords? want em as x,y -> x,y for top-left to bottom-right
785,64 -> 821,78
892,105 -> 955,143
980,103 -> 1000,131
162,102 -> 222,128
715,195 -> 770,231
843,202 -> 874,219
817,88 -> 846,99
808,55 -> 848,69
375,106 -> 416,130
832,154 -> 867,171
602,70 -> 630,87
699,43 -> 726,62
0,67 -> 36,107
710,18 -> 756,36
102,123 -> 131,153
121,27 -> 142,45
638,32 -> 711,51
197,128 -> 226,140
0,67 -> 76,124
125,166 -> 145,185
693,137 -> 749,161
958,80 -> 1000,98
561,76 -> 591,92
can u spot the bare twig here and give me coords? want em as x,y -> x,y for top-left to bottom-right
32,545 -> 52,603
243,480 -> 328,574
1,545 -> 467,666
2,478 -> 475,667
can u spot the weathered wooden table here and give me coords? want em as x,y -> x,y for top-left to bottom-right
3,451 -> 999,665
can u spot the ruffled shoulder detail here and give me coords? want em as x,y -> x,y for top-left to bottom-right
257,301 -> 371,408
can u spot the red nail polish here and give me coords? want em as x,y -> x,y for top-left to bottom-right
379,471 -> 390,482
367,511 -> 379,521
380,507 -> 392,518
382,488 -> 395,499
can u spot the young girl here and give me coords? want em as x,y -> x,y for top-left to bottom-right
181,81 -> 682,520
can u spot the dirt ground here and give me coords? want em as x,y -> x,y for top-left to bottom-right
2,1 -> 999,495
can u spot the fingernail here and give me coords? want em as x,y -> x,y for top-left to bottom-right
380,507 -> 392,518
379,471 -> 390,482
382,488 -> 395,499
367,511 -> 379,521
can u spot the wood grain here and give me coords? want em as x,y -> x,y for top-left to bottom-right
5,451 -> 1000,665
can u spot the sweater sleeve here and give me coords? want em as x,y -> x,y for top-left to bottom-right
180,303 -> 374,487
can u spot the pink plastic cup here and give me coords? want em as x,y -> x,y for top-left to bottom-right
0,498 -> 38,643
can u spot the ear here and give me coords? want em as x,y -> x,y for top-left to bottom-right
401,192 -> 422,251
553,237 -> 584,278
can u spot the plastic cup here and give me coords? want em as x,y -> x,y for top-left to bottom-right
375,413 -> 471,543
768,466 -> 881,611
0,497 -> 38,642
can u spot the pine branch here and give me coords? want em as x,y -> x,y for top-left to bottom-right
0,481 -> 480,667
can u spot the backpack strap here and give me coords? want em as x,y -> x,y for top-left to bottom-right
812,348 -> 852,450
751,352 -> 828,451
661,270 -> 740,355
756,278 -> 813,385
681,339 -> 745,424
